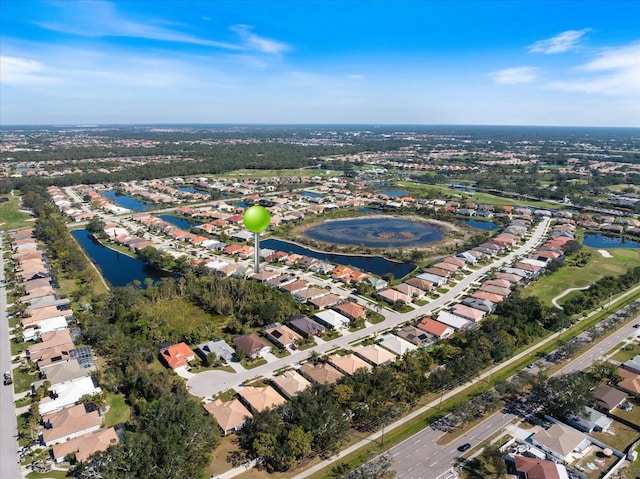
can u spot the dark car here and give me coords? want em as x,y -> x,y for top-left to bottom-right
458,443 -> 471,452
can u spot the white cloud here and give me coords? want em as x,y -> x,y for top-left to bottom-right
0,55 -> 54,84
545,42 -> 640,96
231,25 -> 289,54
529,29 -> 590,54
490,66 -> 538,84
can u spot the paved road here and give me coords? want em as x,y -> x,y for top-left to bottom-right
188,218 -> 552,398
0,233 -> 21,479
389,298 -> 640,479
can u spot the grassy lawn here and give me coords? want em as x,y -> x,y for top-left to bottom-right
590,420 -> 640,452
241,358 -> 267,369
142,298 -> 232,342
573,448 -> 619,479
26,470 -> 71,479
13,366 -> 36,394
611,342 -> 640,363
523,247 -> 640,307
104,392 -> 131,427
11,339 -> 31,357
0,194 -> 34,231
611,396 -> 640,426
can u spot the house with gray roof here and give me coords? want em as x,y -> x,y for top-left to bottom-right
287,315 -> 325,337
196,339 -> 236,363
565,407 -> 613,433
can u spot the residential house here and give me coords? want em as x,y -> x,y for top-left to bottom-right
51,427 -> 119,463
616,367 -> 640,397
450,304 -> 486,322
299,362 -> 344,385
328,353 -> 373,375
264,324 -> 302,349
512,455 -> 567,479
233,333 -> 271,359
238,385 -> 287,413
314,310 -> 350,329
196,339 -> 235,363
378,334 -> 417,356
287,315 -> 326,338
593,384 -> 627,413
352,344 -> 397,366
334,302 -> 367,321
416,317 -> 454,339
159,342 -> 196,371
204,399 -> 253,436
565,407 -> 613,433
395,325 -> 434,347
622,354 -> 640,375
529,423 -> 591,464
40,375 -> 102,415
436,311 -> 473,330
309,293 -> 342,309
378,288 -> 412,305
394,283 -> 425,299
40,404 -> 102,446
294,287 -> 329,302
461,297 -> 495,313
271,370 -> 311,399
405,277 -> 434,292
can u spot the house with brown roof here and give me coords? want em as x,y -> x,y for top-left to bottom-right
272,370 -> 311,399
394,283 -> 425,299
41,404 -> 102,446
352,344 -> 397,366
233,333 -> 271,359
593,384 -> 627,413
416,317 -> 454,339
395,325 -> 434,347
478,284 -> 511,297
328,353 -> 373,375
294,287 -> 329,302
530,423 -> 590,464
263,324 -> 302,349
299,362 -> 344,385
405,277 -> 434,292
471,290 -> 505,303
280,280 -> 309,294
238,385 -> 287,413
204,399 -> 253,436
513,455 -> 565,479
309,293 -> 342,309
51,427 -> 119,463
159,342 -> 196,370
27,329 -> 74,360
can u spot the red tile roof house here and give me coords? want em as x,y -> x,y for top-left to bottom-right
416,317 -> 454,339
159,342 -> 196,371
334,301 -> 367,320
233,333 -> 271,359
52,427 -> 119,463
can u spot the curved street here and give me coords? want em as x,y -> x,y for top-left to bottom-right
187,217 -> 551,398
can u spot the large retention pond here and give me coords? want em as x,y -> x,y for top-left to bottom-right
303,216 -> 443,249
583,233 -> 640,249
71,229 -> 173,287
262,238 -> 416,278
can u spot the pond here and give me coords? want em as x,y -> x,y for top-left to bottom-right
302,191 -> 323,199
158,214 -> 201,230
262,238 -> 416,278
379,190 -> 409,197
103,190 -> 152,212
71,229 -> 173,287
303,216 -> 444,248
583,233 -> 640,249
466,219 -> 500,230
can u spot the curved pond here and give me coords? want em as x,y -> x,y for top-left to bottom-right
159,214 -> 201,230
103,190 -> 152,212
71,229 -> 173,287
303,216 -> 443,248
466,219 -> 500,230
583,233 -> 640,249
262,238 -> 416,278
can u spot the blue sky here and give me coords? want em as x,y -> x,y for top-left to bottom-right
1,0 -> 639,126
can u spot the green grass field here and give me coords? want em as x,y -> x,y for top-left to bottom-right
395,181 -> 563,209
104,392 -> 131,427
523,247 -> 640,307
0,194 -> 34,231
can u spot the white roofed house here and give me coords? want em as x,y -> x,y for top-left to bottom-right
314,310 -> 350,329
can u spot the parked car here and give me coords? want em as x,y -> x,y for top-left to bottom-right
3,371 -> 12,385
